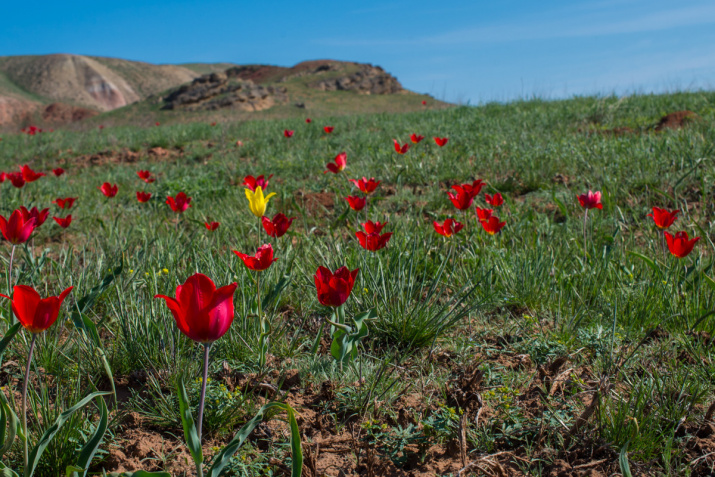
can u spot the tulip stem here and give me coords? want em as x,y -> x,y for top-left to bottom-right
583,209 -> 589,264
197,343 -> 211,443
22,333 -> 37,472
8,244 -> 15,294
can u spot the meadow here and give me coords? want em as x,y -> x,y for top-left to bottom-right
0,91 -> 714,476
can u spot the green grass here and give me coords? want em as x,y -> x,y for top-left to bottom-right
0,90 -> 714,475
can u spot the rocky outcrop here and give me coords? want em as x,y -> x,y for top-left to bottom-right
0,96 -> 38,126
162,71 -> 286,111
42,103 -> 99,123
309,63 -> 403,95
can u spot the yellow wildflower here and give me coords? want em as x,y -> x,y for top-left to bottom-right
245,186 -> 276,218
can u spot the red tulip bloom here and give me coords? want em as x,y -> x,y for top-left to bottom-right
210,122 -> 217,127
53,215 -> 72,228
422,100 -> 427,106
433,218 -> 464,237
53,197 -> 77,209
261,213 -> 295,238
648,207 -> 679,229
99,182 -> 118,198
447,185 -> 474,210
665,231 -> 700,258
0,172 -> 5,183
481,216 -> 506,235
345,196 -> 366,211
349,177 -> 380,194
21,165 -> 45,182
306,118 -> 312,123
356,226 -> 393,252
22,125 -> 42,136
284,129 -> 294,138
485,193 -> 504,207
393,139 -> 410,155
461,180 -> 485,199
362,220 -> 388,234
323,126 -> 334,134
137,170 -> 155,183
0,285 -> 73,334
166,192 -> 192,213
434,137 -> 449,147
410,133 -> 425,143
99,125 -> 105,130
243,174 -> 274,192
324,152 -> 347,174
20,206 -> 50,228
0,210 -> 36,244
155,122 -> 160,127
136,191 -> 152,203
52,168 -> 65,177
476,207 -> 493,223
577,190 -> 602,210
314,266 -> 359,307
6,173 -> 24,188
205,221 -> 220,231
233,244 -> 277,271
154,273 -> 238,344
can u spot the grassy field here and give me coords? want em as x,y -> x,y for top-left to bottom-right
0,91 -> 714,476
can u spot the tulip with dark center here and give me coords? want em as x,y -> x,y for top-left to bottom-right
356,222 -> 393,252
99,182 -> 118,198
284,129 -> 294,138
137,170 -> 155,183
393,139 -> 410,154
154,273 -> 238,441
314,266 -> 359,308
20,206 -> 50,228
166,192 -> 192,213
262,213 -> 295,238
349,177 -> 380,195
665,231 -> 700,258
434,137 -> 449,147
21,165 -> 45,182
324,152 -> 347,174
136,191 -> 152,203
306,118 -> 312,123
345,196 -> 366,211
447,185 -> 474,211
475,207 -> 493,223
0,284 -> 73,469
433,218 -> 464,237
480,215 -> 506,235
53,215 -> 72,228
485,193 -> 504,207
648,207 -> 679,229
53,197 -> 77,209
204,221 -> 220,231
7,172 -> 25,188
323,126 -> 334,133
243,174 -> 273,192
52,168 -> 65,177
410,133 -> 425,143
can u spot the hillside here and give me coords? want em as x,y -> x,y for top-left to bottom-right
0,55 -> 442,130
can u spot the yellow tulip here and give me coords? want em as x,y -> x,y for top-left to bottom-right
245,186 -> 276,217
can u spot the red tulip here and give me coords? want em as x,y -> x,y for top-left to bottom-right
349,177 -> 380,195
20,206 -> 50,228
323,126 -> 334,134
261,213 -> 295,238
0,285 -> 73,334
53,197 -> 77,209
243,174 -> 273,192
648,207 -> 678,229
205,221 -> 220,231
433,218 -> 463,237
53,215 -> 72,228
99,125 -> 105,130
52,168 -> 65,177
154,273 -> 238,343
137,170 -> 155,183
0,172 -> 5,183
166,192 -> 192,213
22,125 -> 42,136
99,182 -> 118,198
422,100 -> 427,106
461,180 -> 485,199
6,173 -> 24,188
210,122 -> 217,127
356,225 -> 392,251
434,137 -> 449,147
233,244 -> 277,271
577,190 -> 602,210
284,129 -> 294,138
136,191 -> 152,203
314,266 -> 359,307
665,231 -> 700,258
324,152 -> 347,174
306,118 -> 312,123
476,207 -> 493,223
235,140 -> 244,147
345,196 -> 366,211
447,185 -> 474,210
393,139 -> 410,154
362,220 -> 388,234
155,122 -> 160,126
485,193 -> 504,207
21,165 -> 45,182
410,133 -> 425,143
0,210 -> 36,244
480,215 -> 506,235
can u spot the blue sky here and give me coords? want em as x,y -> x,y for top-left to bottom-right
2,0 -> 715,103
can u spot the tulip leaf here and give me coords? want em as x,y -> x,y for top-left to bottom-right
207,401 -> 302,477
704,274 -> 715,292
626,251 -> 662,277
261,274 -> 291,311
0,462 -> 18,477
73,260 -> 124,318
25,392 -> 109,477
0,323 -> 21,368
330,309 -> 375,362
0,389 -> 20,457
106,473 -> 171,477
619,441 -> 633,477
177,377 -> 203,467
68,396 -> 108,477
